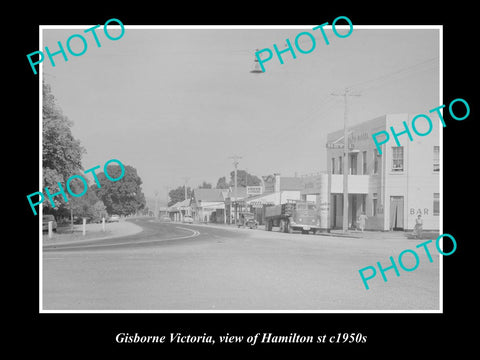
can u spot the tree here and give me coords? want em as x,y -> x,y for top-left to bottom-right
93,164 -> 146,216
233,170 -> 261,187
168,186 -> 192,207
42,80 -> 86,210
216,171 -> 261,189
216,176 -> 229,189
90,200 -> 108,222
198,181 -> 212,189
67,177 -> 108,222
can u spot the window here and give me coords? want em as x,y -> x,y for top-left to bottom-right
362,151 -> 367,175
338,156 -> 343,174
433,193 -> 440,216
331,157 -> 336,174
373,149 -> 379,174
372,193 -> 378,216
349,153 -> 358,175
392,146 -> 404,172
433,146 -> 440,172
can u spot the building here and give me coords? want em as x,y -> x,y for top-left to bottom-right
168,198 -> 192,222
225,186 -> 248,224
244,174 -> 305,225
325,114 -> 440,231
299,173 -> 330,230
191,188 -> 228,223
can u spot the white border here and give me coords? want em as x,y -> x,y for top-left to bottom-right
39,24 -> 443,314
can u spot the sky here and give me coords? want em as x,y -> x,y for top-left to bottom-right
41,25 -> 440,204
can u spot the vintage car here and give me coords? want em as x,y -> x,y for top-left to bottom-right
182,215 -> 194,224
238,212 -> 258,229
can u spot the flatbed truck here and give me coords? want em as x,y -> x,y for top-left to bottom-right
264,201 -> 321,234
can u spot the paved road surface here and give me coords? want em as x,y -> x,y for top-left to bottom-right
42,218 -> 440,311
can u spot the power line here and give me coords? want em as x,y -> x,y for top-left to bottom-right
348,57 -> 438,93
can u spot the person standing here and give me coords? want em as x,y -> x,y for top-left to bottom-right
413,214 -> 423,238
358,212 -> 368,232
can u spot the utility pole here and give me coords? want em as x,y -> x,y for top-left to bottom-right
182,177 -> 190,201
181,177 -> 190,221
164,185 -> 170,218
331,88 -> 361,232
154,190 -> 159,218
245,168 -> 249,213
229,155 -> 242,225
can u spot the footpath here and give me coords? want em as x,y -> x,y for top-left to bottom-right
42,219 -> 143,247
179,221 -> 416,240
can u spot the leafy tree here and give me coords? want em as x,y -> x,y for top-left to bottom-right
42,80 -> 86,209
215,171 -> 261,190
231,170 -> 261,187
140,206 -> 151,216
90,200 -> 108,222
93,164 -> 146,216
198,181 -> 212,189
168,186 -> 192,207
67,177 -> 107,222
216,176 -> 229,189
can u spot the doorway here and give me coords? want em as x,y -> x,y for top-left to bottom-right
350,194 -> 357,229
390,196 -> 404,230
331,194 -> 337,228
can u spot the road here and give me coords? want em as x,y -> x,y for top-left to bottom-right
42,218 -> 440,311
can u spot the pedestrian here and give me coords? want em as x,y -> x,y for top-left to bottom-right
413,214 -> 423,239
358,212 -> 368,232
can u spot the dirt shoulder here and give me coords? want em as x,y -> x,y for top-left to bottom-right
42,220 -> 143,246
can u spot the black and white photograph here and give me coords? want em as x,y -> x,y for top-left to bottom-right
38,24 -> 442,312
15,5 -> 476,356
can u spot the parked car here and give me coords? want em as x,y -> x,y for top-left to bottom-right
238,212 -> 258,229
161,216 -> 172,222
42,215 -> 57,232
108,215 -> 121,223
182,215 -> 194,224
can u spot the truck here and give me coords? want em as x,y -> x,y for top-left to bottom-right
264,200 -> 321,234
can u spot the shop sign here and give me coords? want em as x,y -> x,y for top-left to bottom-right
247,186 -> 263,195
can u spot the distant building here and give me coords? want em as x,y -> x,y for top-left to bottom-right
244,174 -> 305,225
191,188 -> 228,223
168,198 -> 192,222
224,186 -> 248,224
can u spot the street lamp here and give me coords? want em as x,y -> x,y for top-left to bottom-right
250,49 -> 264,74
